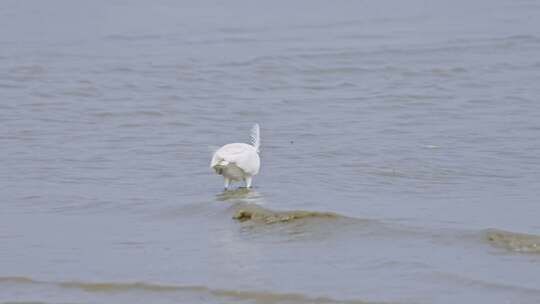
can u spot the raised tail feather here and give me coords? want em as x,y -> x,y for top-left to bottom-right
250,123 -> 260,153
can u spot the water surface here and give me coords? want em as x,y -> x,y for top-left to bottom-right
2,0 -> 540,303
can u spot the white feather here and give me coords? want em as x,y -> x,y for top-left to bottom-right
250,123 -> 260,153
211,124 -> 261,189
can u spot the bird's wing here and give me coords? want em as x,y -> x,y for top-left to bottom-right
213,143 -> 259,174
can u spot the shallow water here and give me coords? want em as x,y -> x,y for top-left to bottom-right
2,0 -> 540,303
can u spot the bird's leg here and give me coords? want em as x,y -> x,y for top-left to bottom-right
245,176 -> 252,189
223,177 -> 230,190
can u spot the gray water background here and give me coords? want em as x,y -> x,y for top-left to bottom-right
1,0 -> 540,303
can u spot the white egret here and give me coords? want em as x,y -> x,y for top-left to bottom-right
210,124 -> 261,190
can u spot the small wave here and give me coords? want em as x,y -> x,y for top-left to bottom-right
0,276 -> 37,284
9,65 -> 46,75
484,229 -> 540,254
60,86 -> 101,98
2,302 -> 51,304
0,83 -> 24,89
7,65 -> 47,82
216,191 -> 391,237
215,189 -> 345,224
104,34 -> 162,41
93,110 -> 164,118
216,188 -> 347,224
232,203 -> 341,224
0,276 -> 384,304
429,271 -> 540,295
